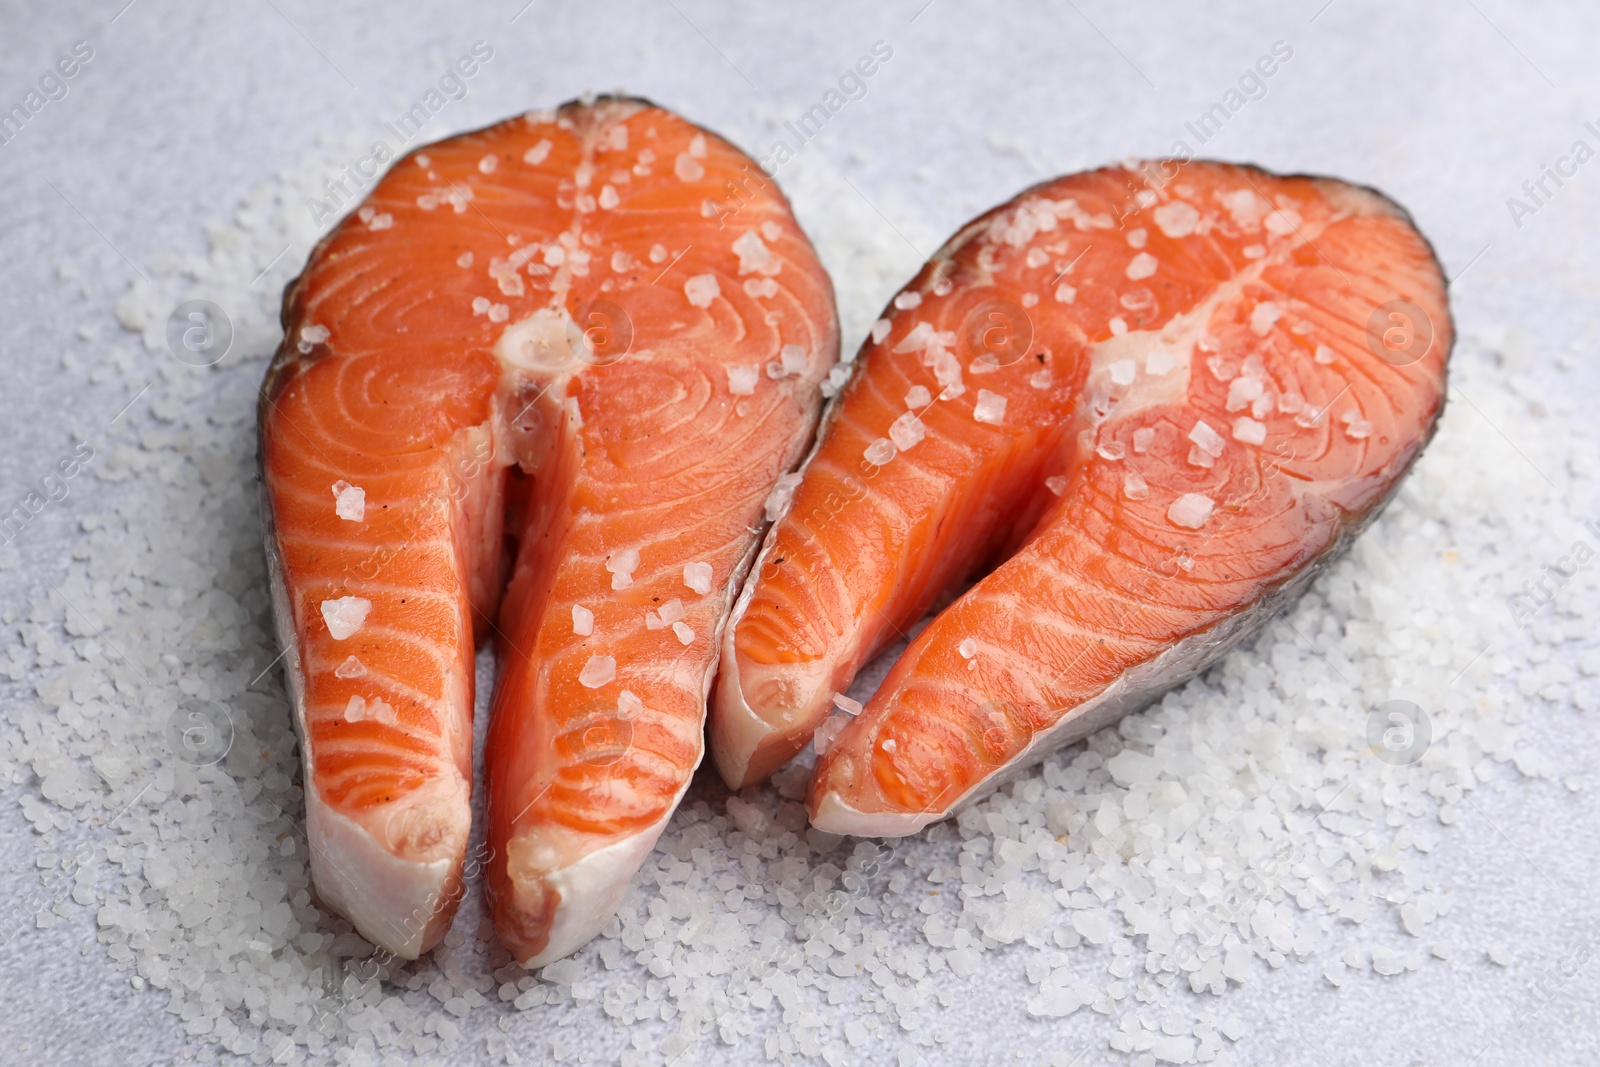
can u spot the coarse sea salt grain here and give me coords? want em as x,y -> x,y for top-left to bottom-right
682,561 -> 713,595
606,547 -> 640,590
571,604 -> 594,637
973,389 -> 1007,425
764,472 -> 802,521
1153,200 -> 1199,238
726,364 -> 759,395
813,713 -> 851,756
578,655 -> 616,689
889,412 -> 926,451
1126,252 -> 1158,280
1232,416 -> 1267,445
683,273 -> 719,308
1188,419 -> 1225,457
320,596 -> 370,639
24,129 -> 1582,1067
331,480 -> 365,521
1167,492 -> 1214,529
780,344 -> 807,376
674,152 -> 705,182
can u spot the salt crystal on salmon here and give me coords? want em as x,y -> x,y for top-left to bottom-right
331,480 -> 365,521
683,562 -> 713,595
320,597 -> 370,640
571,605 -> 594,636
578,656 -> 616,688
1167,492 -> 1215,529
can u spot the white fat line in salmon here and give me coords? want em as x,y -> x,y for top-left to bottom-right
0,39 -> 94,148
756,40 -> 895,177
1506,518 -> 1600,626
304,41 -> 496,226
756,452 -> 887,584
1171,40 -> 1295,155
344,436 -> 495,583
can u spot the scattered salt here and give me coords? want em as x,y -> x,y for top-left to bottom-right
1232,417 -> 1266,445
571,604 -> 594,637
888,412 -> 926,451
1153,200 -> 1199,238
1250,301 -> 1281,336
32,126 -> 1577,1067
832,693 -> 863,716
320,596 -> 370,640
1167,493 -> 1214,529
683,273 -> 720,308
682,561 -> 713,595
673,152 -> 705,182
780,344 -> 807,376
973,389 -> 1007,425
1187,420 -> 1225,458
578,655 -> 617,689
606,547 -> 639,590
331,480 -> 365,522
726,365 -> 759,395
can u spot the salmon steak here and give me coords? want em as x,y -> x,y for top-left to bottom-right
259,97 -> 838,961
712,161 -> 1450,836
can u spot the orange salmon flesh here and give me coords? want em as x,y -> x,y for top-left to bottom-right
711,160 -> 1451,837
260,97 -> 838,962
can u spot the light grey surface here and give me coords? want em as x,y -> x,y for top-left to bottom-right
1,1 -> 1597,1065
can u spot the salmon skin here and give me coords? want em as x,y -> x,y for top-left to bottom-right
259,96 -> 838,961
711,160 -> 1451,836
